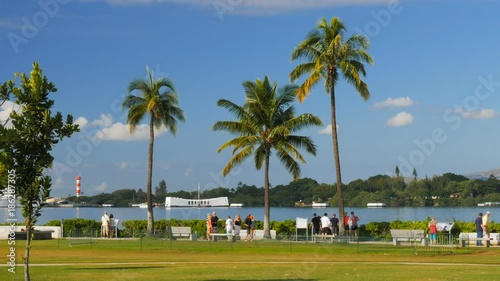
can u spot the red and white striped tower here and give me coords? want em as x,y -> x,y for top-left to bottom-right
76,176 -> 81,197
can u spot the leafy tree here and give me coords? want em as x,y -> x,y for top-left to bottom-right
412,167 -> 418,182
289,17 -> 373,233
395,165 -> 400,177
213,76 -> 322,238
155,179 -> 168,202
122,67 -> 185,235
0,63 -> 78,280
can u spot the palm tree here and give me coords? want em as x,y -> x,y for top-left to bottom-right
122,67 -> 185,236
213,76 -> 322,238
289,17 -> 373,235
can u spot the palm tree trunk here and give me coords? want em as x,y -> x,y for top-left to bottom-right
146,115 -> 155,236
329,84 -> 345,236
263,151 -> 271,239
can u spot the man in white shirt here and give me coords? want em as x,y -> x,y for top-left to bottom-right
320,213 -> 331,239
101,211 -> 110,238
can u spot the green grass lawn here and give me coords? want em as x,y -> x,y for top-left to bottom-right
3,238 -> 500,281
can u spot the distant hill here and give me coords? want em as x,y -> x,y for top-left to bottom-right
465,168 -> 500,180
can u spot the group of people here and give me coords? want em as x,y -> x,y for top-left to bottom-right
428,211 -> 492,246
311,211 -> 360,239
100,211 -> 116,238
475,211 -> 492,246
206,212 -> 255,241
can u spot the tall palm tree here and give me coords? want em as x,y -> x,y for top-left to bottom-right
213,76 -> 322,238
289,17 -> 373,235
122,67 -> 185,236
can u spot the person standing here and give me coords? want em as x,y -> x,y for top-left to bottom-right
343,212 -> 350,239
330,213 -> 339,236
206,214 -> 213,240
101,211 -> 110,238
482,211 -> 491,245
350,212 -> 360,240
244,214 -> 253,241
234,214 -> 242,240
225,215 -> 234,241
475,212 -> 483,246
211,212 -> 220,233
428,217 -> 437,244
320,213 -> 330,239
311,213 -> 321,236
108,213 -> 115,238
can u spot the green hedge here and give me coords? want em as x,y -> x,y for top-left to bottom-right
42,219 -> 498,239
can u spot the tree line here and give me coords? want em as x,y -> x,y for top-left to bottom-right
65,172 -> 500,208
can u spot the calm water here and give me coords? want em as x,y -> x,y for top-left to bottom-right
1,206 -> 496,227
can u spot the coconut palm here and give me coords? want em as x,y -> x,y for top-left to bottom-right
122,67 -> 185,236
289,17 -> 373,235
213,76 -> 322,238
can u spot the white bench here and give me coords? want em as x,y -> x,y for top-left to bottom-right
390,229 -> 425,245
237,229 -> 277,240
169,226 -> 197,241
457,233 -> 500,247
210,233 -> 236,242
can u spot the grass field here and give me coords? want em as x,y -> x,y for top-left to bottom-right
2,238 -> 499,281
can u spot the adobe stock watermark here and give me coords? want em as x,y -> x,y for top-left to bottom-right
6,169 -> 17,274
353,0 -> 405,39
7,0 -> 69,54
213,0 -> 243,21
397,74 -> 500,175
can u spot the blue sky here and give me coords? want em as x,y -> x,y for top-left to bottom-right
1,0 -> 499,197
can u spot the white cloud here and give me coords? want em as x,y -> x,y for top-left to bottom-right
94,182 -> 108,192
184,167 -> 193,177
74,116 -> 89,129
318,124 -> 339,135
454,108 -> 497,119
85,0 -> 399,14
386,112 -> 414,127
93,122 -> 168,141
373,97 -> 415,109
90,113 -> 113,127
78,113 -> 169,141
0,101 -> 22,127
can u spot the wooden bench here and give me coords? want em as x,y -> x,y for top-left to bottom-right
312,234 -> 337,243
457,233 -> 499,247
390,229 -> 425,245
169,226 -> 197,241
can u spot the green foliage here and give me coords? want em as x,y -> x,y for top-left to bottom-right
0,63 -> 79,279
213,76 -> 322,237
46,218 -> 100,237
364,222 -> 391,239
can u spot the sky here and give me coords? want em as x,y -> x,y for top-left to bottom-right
1,0 -> 499,198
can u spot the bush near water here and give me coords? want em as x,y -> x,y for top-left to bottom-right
39,218 -> 498,239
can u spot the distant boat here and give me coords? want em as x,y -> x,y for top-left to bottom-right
312,202 -> 329,208
102,204 -> 114,207
367,203 -> 386,208
230,203 -> 244,208
478,202 -> 500,207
